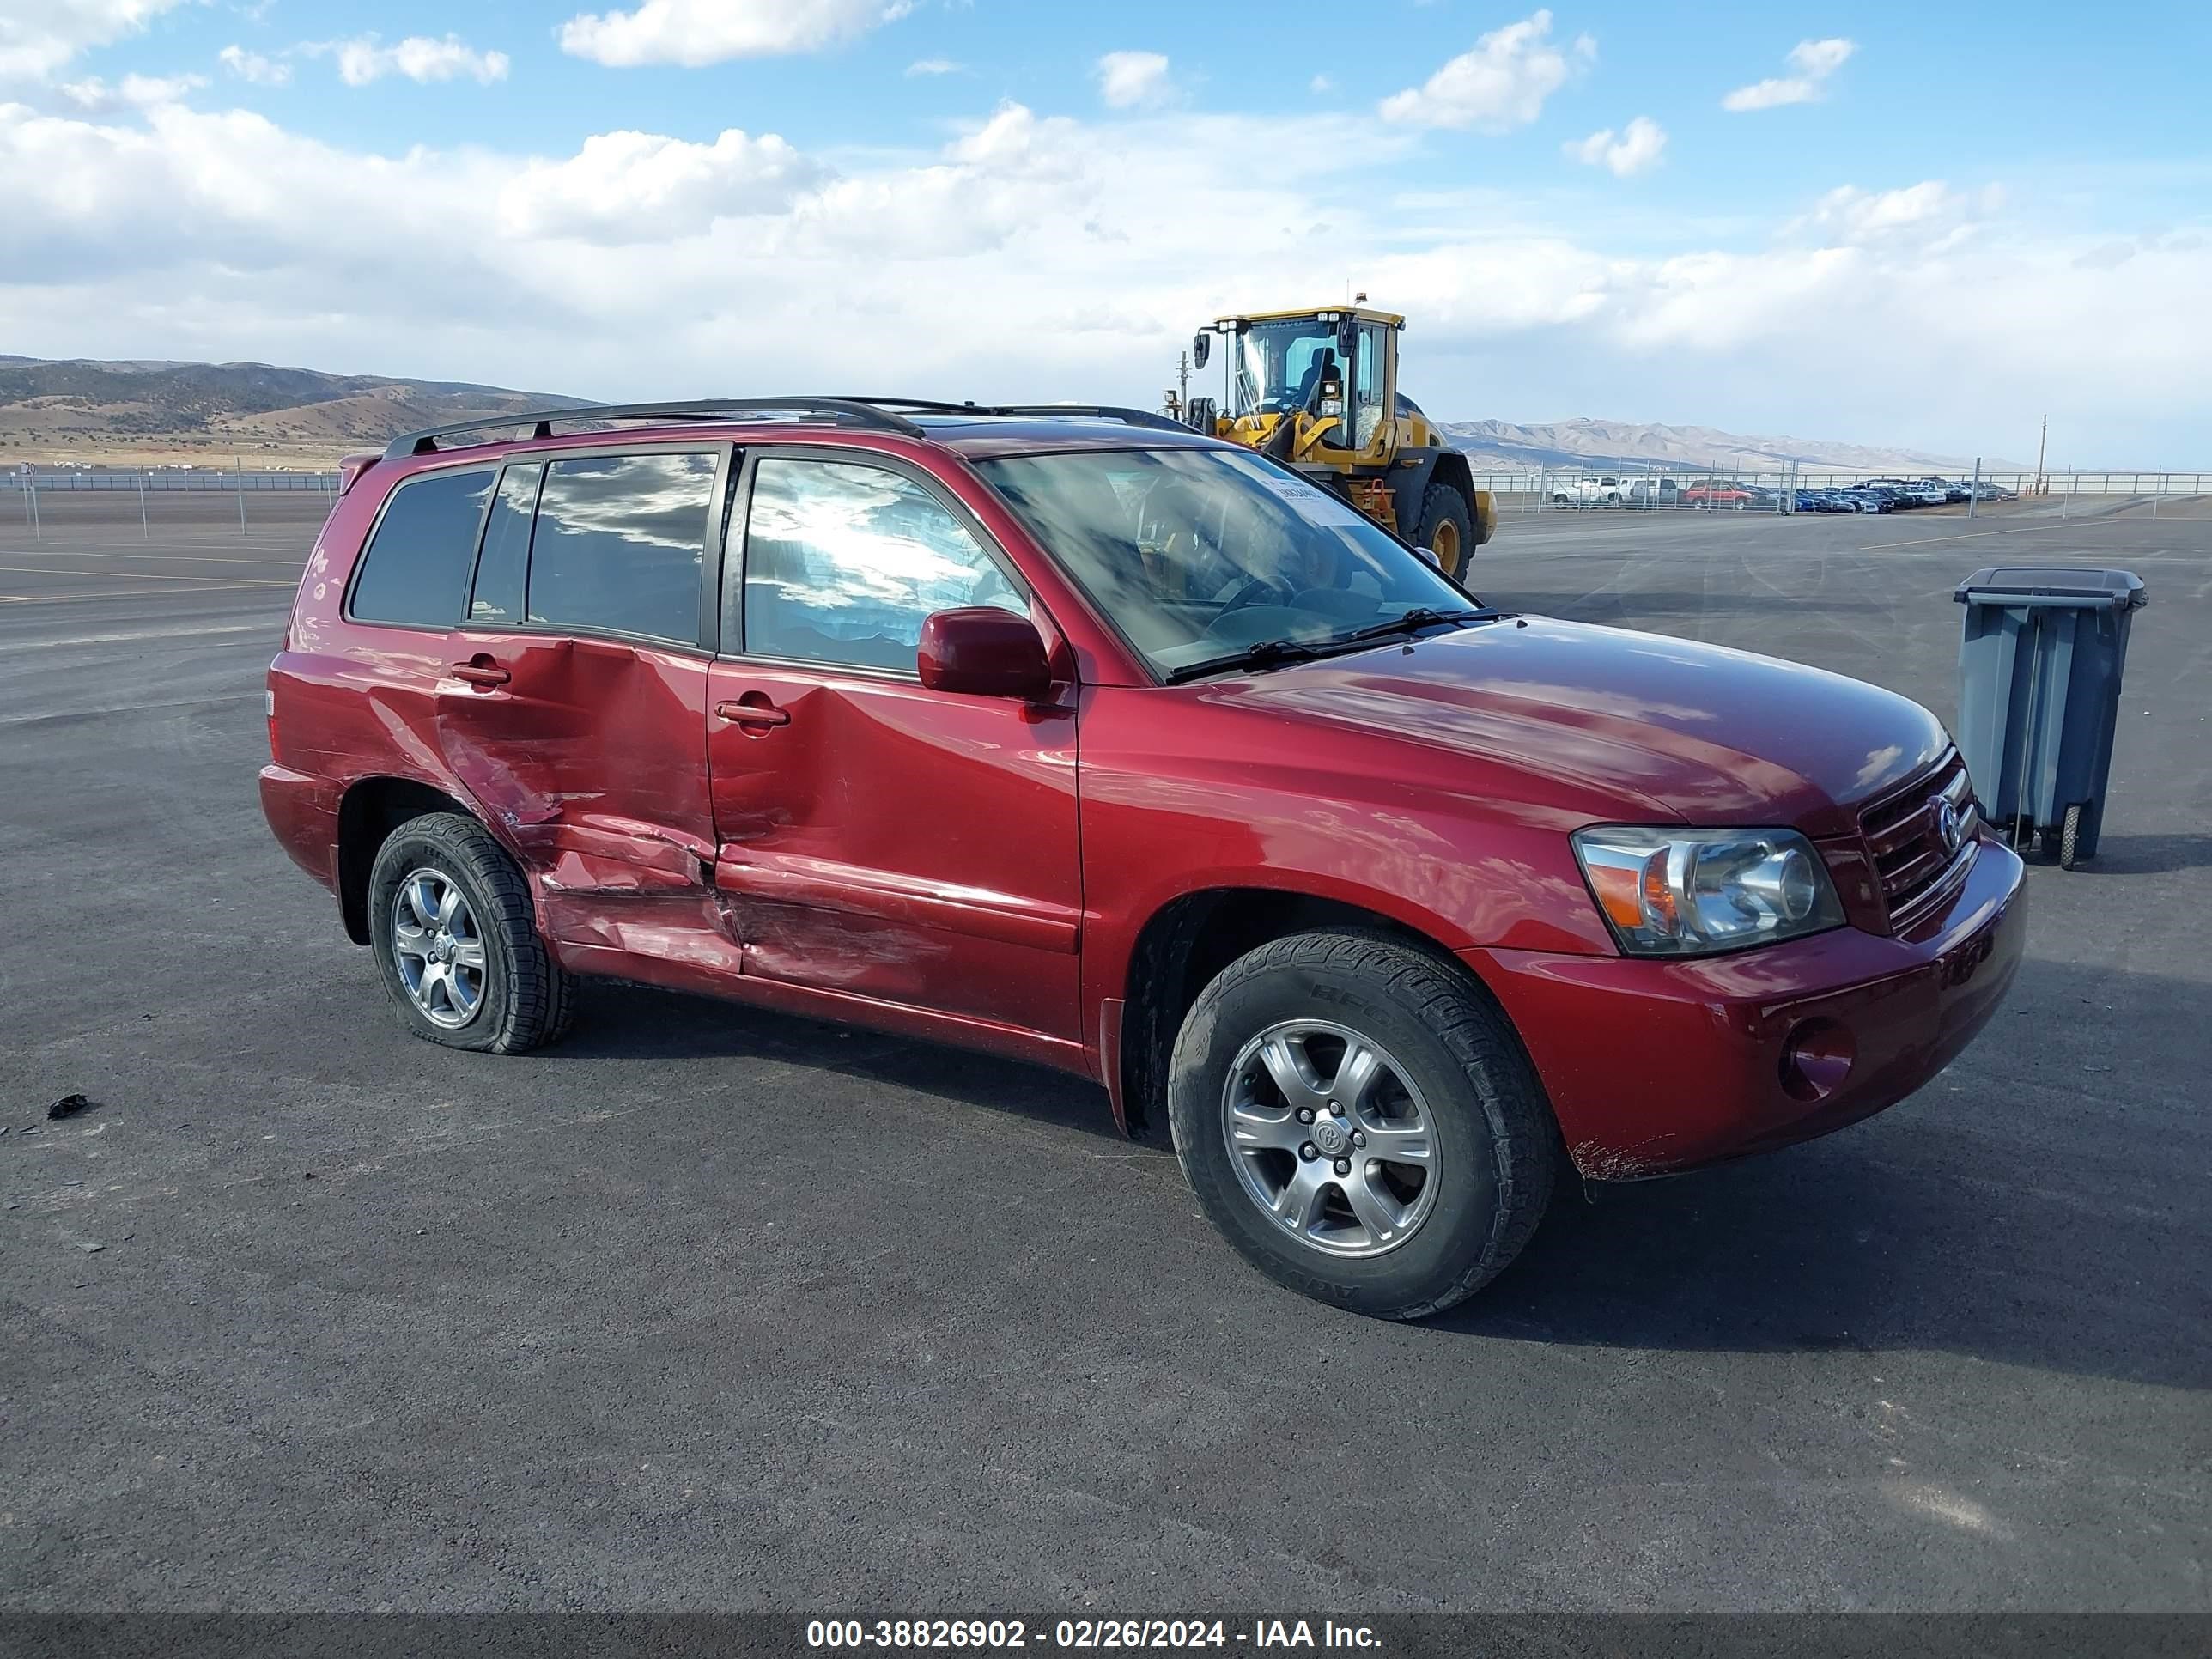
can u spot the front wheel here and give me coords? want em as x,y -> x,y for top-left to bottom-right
367,811 -> 575,1053
1166,933 -> 1556,1320
1414,484 -> 1475,579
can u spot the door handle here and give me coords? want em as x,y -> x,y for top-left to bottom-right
452,661 -> 510,688
716,698 -> 790,728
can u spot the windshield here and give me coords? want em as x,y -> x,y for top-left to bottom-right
973,447 -> 1480,679
1231,319 -> 1346,419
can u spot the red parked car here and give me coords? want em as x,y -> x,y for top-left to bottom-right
262,398 -> 2026,1317
1683,482 -> 1757,508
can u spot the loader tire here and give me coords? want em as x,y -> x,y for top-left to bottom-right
1415,485 -> 1476,579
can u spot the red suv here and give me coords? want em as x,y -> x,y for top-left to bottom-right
262,397 -> 2026,1317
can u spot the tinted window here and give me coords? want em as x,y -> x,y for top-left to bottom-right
526,452 -> 717,645
349,467 -> 495,627
741,458 -> 1024,672
468,463 -> 541,624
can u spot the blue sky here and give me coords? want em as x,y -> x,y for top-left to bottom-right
4,0 -> 2209,460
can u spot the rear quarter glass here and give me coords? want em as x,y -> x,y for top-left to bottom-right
349,467 -> 496,626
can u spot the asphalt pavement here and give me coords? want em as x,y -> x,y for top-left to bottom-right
3,495 -> 2206,1613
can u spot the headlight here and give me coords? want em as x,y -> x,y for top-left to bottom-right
1571,826 -> 1845,957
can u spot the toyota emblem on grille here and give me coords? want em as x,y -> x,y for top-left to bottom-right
1934,795 -> 1962,854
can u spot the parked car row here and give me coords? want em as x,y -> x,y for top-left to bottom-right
1550,473 -> 2020,514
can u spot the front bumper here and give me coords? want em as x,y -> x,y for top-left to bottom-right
1466,836 -> 2027,1179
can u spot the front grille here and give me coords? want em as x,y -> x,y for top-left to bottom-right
1859,750 -> 1978,931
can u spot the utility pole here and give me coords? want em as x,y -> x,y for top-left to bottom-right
1176,350 -> 1190,414
2033,415 -> 2048,496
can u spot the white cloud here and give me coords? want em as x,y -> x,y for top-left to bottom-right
906,57 -> 961,76
1095,50 -> 1173,111
559,0 -> 909,68
498,128 -> 827,242
329,34 -> 510,88
56,70 -> 207,111
218,45 -> 292,87
1799,180 -> 2005,250
0,0 -> 191,82
1,94 -> 2204,460
1380,9 -> 1595,131
1310,73 -> 1334,94
1565,115 -> 1665,177
1723,37 -> 1856,112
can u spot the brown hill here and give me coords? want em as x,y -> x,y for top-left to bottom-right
0,356 -> 581,465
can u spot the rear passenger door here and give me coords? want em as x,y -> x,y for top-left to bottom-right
437,446 -> 731,950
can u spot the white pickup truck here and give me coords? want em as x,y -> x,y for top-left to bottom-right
1551,475 -> 1622,507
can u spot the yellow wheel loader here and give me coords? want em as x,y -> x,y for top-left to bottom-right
1175,306 -> 1495,577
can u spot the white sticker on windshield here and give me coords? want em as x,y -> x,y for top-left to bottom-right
1251,471 -> 1366,527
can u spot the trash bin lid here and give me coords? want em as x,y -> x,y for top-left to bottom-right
1954,566 -> 2148,607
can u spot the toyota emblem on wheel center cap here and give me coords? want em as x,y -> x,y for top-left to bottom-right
1311,1118 -> 1349,1157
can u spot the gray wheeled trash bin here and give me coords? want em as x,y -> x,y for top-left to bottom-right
1953,566 -> 2147,867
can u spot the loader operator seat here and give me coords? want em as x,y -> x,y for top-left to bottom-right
1291,348 -> 1338,413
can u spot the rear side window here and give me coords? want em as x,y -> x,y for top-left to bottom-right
468,463 -> 542,625
349,467 -> 495,626
526,452 -> 718,646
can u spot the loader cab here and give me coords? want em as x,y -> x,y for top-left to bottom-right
1198,307 -> 1401,459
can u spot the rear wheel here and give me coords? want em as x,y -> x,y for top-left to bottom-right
1166,933 -> 1555,1320
1415,484 -> 1475,578
367,812 -> 574,1054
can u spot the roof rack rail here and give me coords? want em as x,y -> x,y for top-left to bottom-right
848,398 -> 1188,434
380,397 -> 924,461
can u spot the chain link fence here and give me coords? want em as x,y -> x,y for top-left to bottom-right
7,465 -> 341,542
9,459 -> 2210,544
1477,465 -> 2210,519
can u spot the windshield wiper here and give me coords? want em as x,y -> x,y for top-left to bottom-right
1164,637 -> 1331,684
1325,605 -> 1497,648
1164,609 -> 1499,685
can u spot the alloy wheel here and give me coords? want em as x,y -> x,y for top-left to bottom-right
390,867 -> 487,1029
1221,1018 -> 1442,1258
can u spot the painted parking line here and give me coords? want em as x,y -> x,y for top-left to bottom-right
0,580 -> 302,605
1858,520 -> 2139,551
0,564 -> 296,586
0,620 -> 282,650
0,547 -> 307,566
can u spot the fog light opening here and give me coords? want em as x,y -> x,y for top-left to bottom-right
1780,1018 -> 1855,1103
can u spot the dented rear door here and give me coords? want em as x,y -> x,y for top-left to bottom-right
435,446 -> 733,966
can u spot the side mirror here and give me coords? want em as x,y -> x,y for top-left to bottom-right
1414,544 -> 1443,569
918,607 -> 1053,700
1192,331 -> 1212,370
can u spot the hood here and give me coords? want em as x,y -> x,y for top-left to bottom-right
1203,616 -> 1949,833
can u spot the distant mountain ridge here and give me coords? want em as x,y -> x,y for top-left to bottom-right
0,356 -> 580,462
1437,416 -> 2033,476
0,356 -> 2032,473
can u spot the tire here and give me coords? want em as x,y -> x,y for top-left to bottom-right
1166,932 -> 1556,1320
366,811 -> 575,1054
1414,484 -> 1475,578
2058,803 -> 2083,869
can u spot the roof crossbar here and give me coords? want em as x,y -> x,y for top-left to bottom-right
848,398 -> 1188,434
381,397 -> 925,460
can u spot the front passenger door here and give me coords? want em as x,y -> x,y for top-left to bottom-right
706,451 -> 1084,1045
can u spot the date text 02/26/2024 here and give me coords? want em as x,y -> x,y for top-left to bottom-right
805,1619 -> 1383,1650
